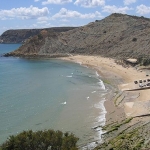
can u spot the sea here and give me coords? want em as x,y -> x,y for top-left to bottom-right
0,44 -> 108,148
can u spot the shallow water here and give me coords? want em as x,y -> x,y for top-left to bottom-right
0,44 -> 108,145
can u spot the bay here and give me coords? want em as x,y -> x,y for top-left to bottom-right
0,44 -> 107,146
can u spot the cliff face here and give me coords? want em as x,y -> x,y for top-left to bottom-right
0,27 -> 77,44
7,13 -> 150,58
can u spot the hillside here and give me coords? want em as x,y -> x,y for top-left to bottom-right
5,13 -> 150,59
0,27 -> 77,44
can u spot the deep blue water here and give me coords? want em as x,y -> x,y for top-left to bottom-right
0,44 -> 107,146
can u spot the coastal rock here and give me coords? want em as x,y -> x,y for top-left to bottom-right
0,27 -> 77,44
4,13 -> 150,58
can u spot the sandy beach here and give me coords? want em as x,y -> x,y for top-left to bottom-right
61,55 -> 150,128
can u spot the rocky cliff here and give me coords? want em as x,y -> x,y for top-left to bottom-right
5,13 -> 150,59
0,27 -> 77,44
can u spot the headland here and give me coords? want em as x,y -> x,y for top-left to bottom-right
1,12 -> 150,149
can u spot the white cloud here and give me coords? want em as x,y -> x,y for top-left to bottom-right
52,8 -> 103,19
102,5 -> 131,14
37,16 -> 49,24
61,19 -> 69,22
42,0 -> 72,5
37,16 -> 49,21
0,5 -> 49,20
37,21 -> 48,24
136,4 -> 150,15
124,0 -> 136,5
74,0 -> 105,7
34,0 -> 40,2
1,17 -> 7,20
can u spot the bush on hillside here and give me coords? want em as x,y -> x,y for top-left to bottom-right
1,130 -> 79,150
137,57 -> 150,66
132,37 -> 137,42
38,34 -> 43,40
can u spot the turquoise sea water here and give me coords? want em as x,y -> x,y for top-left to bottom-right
0,44 -> 108,146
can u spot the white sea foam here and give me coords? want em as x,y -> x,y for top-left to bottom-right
66,75 -> 72,78
98,99 -> 106,115
98,80 -> 105,90
61,102 -> 67,105
95,71 -> 105,90
87,96 -> 89,100
101,93 -> 107,96
77,61 -> 82,65
89,98 -> 107,148
82,142 -> 98,150
91,91 -> 96,93
96,71 -> 99,77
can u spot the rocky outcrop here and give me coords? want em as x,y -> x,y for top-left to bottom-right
0,27 -> 77,44
5,13 -> 150,59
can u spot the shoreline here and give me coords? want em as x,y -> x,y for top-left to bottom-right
60,55 -> 150,148
2,53 -> 150,148
60,54 -> 136,120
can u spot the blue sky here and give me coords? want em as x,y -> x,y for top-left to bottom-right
0,0 -> 150,35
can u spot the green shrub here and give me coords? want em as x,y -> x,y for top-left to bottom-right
1,130 -> 79,150
137,57 -> 150,66
132,38 -> 137,42
38,34 -> 43,40
142,58 -> 150,66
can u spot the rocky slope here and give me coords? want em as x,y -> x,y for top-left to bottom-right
5,13 -> 150,59
0,27 -> 77,44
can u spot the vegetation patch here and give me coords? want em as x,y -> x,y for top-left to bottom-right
137,56 -> 150,66
38,34 -> 43,40
95,126 -> 144,150
114,92 -> 122,106
103,79 -> 111,85
1,129 -> 79,150
117,96 -> 125,106
102,118 -> 133,135
132,37 -> 137,42
95,119 -> 150,150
